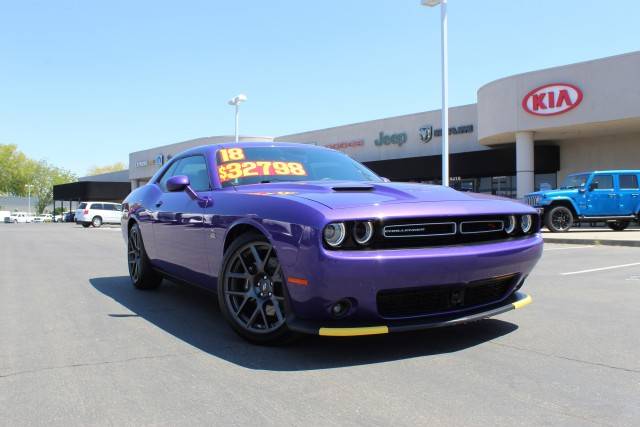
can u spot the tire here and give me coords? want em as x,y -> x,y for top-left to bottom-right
607,221 -> 629,231
92,216 -> 103,228
544,205 -> 574,232
13,220 -> 17,224
218,232 -> 297,345
82,223 -> 91,228
127,223 -> 162,290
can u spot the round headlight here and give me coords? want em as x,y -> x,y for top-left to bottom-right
505,215 -> 517,234
521,215 -> 533,234
323,222 -> 346,247
353,221 -> 374,245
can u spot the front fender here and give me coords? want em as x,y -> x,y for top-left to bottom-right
223,217 -> 307,269
544,196 -> 580,214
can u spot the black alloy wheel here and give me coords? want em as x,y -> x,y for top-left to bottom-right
218,233 -> 295,344
545,206 -> 574,232
127,223 -> 162,290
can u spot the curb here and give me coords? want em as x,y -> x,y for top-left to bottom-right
542,237 -> 640,248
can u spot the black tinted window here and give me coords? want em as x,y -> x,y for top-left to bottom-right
591,175 -> 613,190
174,156 -> 211,191
103,204 -> 117,211
91,203 -> 104,210
78,203 -> 87,209
619,174 -> 639,189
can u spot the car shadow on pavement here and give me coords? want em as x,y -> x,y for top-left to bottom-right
90,276 -> 518,371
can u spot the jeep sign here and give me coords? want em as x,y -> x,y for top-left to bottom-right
522,83 -> 583,116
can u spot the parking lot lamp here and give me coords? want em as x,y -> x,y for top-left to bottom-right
421,0 -> 449,187
227,94 -> 247,143
25,184 -> 33,214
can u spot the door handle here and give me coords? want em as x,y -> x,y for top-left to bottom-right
632,194 -> 639,197
607,194 -> 616,198
155,201 -> 164,207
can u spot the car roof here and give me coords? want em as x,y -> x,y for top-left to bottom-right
175,141 -> 332,158
84,201 -> 119,204
570,170 -> 640,175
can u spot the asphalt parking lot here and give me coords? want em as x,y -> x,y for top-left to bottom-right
1,224 -> 639,426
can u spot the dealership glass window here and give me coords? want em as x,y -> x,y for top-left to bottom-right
591,174 -> 613,190
619,174 -> 639,189
492,176 -> 516,198
534,173 -> 557,191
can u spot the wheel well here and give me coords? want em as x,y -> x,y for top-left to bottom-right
224,224 -> 264,252
548,201 -> 578,218
128,218 -> 137,230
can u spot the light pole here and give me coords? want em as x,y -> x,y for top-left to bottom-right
25,184 -> 33,215
421,0 -> 449,187
227,94 -> 247,142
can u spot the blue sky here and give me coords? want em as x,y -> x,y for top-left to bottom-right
1,0 -> 639,175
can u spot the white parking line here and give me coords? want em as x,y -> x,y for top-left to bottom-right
544,245 -> 594,251
561,262 -> 640,276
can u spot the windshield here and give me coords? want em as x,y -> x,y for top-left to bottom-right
216,146 -> 382,187
559,174 -> 589,189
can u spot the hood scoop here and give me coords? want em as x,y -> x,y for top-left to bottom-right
331,185 -> 374,192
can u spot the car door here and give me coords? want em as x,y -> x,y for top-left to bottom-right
584,174 -> 618,216
617,173 -> 640,215
107,203 -> 122,223
152,155 -> 211,284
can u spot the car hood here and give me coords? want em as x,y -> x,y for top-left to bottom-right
527,189 -> 578,198
234,181 -> 523,210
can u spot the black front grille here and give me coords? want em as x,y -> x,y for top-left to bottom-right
383,222 -> 456,238
370,215 -> 539,249
376,274 -> 518,318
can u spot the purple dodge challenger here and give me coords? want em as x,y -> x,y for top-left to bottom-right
121,142 -> 542,344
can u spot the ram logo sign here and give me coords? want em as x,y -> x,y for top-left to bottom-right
522,83 -> 583,116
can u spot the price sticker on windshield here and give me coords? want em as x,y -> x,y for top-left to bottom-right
218,161 -> 307,183
217,148 -> 246,163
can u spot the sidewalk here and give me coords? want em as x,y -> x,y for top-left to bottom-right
542,226 -> 640,247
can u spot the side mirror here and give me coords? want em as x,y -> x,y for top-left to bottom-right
166,175 -> 190,192
588,182 -> 598,191
578,183 -> 586,193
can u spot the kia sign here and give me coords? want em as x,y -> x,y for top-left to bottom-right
522,83 -> 583,116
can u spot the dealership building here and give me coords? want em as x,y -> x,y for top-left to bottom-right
129,51 -> 640,199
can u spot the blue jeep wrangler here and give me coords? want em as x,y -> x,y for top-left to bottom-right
525,170 -> 640,232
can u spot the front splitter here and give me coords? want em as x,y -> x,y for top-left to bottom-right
287,292 -> 532,337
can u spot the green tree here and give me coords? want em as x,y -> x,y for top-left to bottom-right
86,162 -> 127,176
31,161 -> 77,214
0,144 -> 32,195
0,144 -> 77,210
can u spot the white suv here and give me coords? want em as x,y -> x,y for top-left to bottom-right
75,202 -> 122,228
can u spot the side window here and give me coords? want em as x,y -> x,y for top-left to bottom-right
619,174 -> 639,189
173,156 -> 211,192
157,161 -> 180,192
92,203 -> 104,210
104,204 -> 116,211
591,175 -> 613,190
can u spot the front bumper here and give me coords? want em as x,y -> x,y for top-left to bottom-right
288,292 -> 532,336
282,234 -> 542,324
